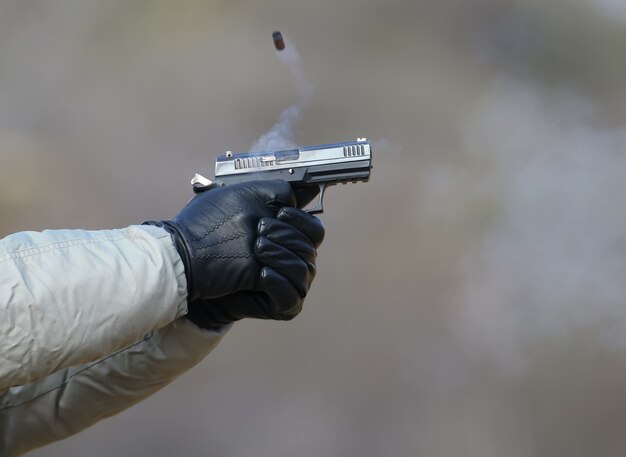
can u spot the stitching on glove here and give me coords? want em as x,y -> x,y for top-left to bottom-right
194,231 -> 248,250
188,207 -> 243,242
196,253 -> 254,260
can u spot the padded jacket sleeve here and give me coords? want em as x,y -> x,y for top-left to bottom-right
0,318 -> 229,456
0,225 -> 189,391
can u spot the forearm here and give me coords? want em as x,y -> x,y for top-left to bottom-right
0,318 -> 229,457
0,225 -> 188,390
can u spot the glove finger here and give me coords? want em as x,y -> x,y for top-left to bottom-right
214,292 -> 273,321
255,237 -> 315,297
186,297 -> 241,328
240,180 -> 297,213
257,218 -> 317,264
188,266 -> 306,325
258,266 -> 304,319
277,207 -> 325,247
190,293 -> 271,324
200,269 -> 303,321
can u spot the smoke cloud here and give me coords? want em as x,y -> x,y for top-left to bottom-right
430,77 -> 626,372
251,36 -> 313,151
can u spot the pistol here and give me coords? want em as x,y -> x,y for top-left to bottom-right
191,138 -> 372,213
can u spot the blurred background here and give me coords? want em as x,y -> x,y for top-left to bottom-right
3,0 -> 626,455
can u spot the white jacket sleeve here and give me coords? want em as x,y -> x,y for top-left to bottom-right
0,225 -> 189,391
0,318 -> 229,457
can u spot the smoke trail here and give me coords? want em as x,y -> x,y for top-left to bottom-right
432,77 -> 626,372
251,36 -> 312,151
372,138 -> 402,155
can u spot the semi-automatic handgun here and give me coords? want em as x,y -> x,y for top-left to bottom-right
191,139 -> 372,213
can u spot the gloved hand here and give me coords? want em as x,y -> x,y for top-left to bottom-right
186,206 -> 325,328
144,180 -> 298,302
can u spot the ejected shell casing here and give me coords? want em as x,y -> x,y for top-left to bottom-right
272,31 -> 285,51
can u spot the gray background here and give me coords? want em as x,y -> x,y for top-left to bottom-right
3,1 -> 626,456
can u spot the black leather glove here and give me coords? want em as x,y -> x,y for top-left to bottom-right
144,180 -> 297,302
186,206 -> 325,329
